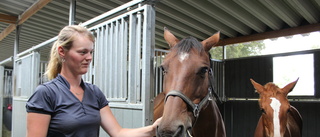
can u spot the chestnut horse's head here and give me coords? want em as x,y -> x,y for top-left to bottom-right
156,27 -> 220,137
250,79 -> 299,137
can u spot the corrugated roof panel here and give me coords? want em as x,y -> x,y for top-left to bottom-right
161,0 -> 236,38
211,0 -> 267,33
184,0 -> 252,36
259,0 -> 301,27
157,2 -> 221,38
235,0 -> 283,30
288,0 -> 320,24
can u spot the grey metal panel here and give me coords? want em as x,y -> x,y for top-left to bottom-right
11,98 -> 28,137
110,107 -> 143,128
15,52 -> 40,97
89,4 -> 155,109
99,108 -> 143,137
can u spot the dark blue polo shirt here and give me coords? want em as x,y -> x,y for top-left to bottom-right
26,74 -> 109,137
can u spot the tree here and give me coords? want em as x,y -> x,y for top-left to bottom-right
209,40 -> 266,60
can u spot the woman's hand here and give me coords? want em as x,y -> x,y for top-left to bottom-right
151,117 -> 162,136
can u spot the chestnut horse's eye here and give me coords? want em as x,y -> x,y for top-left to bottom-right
261,109 -> 266,114
197,67 -> 209,77
287,109 -> 291,113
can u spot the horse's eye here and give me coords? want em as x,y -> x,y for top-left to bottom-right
198,67 -> 208,76
287,109 -> 291,113
261,109 -> 266,114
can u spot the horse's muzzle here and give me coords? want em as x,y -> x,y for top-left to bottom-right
156,126 -> 193,137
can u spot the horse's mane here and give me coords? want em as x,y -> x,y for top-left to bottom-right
173,36 -> 204,54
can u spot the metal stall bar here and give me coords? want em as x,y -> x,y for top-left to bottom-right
154,49 -> 169,96
109,22 -> 117,98
106,24 -> 112,99
114,20 -> 119,99
0,57 -> 13,66
0,66 -> 3,137
141,5 -> 156,125
135,11 -> 142,102
119,18 -> 128,100
128,12 -> 138,103
154,51 -> 159,96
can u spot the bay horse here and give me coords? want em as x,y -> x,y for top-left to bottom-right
153,27 -> 226,137
250,79 -> 302,137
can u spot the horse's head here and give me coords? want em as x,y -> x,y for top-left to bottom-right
156,27 -> 220,137
250,78 -> 299,137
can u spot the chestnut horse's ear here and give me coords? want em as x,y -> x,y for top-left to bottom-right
201,31 -> 220,52
164,27 -> 180,48
281,78 -> 299,95
250,79 -> 265,94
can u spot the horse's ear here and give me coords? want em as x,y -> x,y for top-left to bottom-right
281,78 -> 299,95
201,31 -> 220,52
164,27 -> 179,48
250,79 -> 265,94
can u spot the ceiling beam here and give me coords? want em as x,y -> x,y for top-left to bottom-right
0,13 -> 18,24
216,23 -> 320,46
0,0 -> 52,41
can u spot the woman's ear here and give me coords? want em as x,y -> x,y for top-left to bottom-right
58,46 -> 65,58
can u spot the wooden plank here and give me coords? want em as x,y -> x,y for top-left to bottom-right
0,0 -> 52,41
0,13 -> 18,24
0,24 -> 16,40
216,23 -> 320,46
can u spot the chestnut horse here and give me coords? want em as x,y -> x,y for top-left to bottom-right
153,27 -> 226,137
250,79 -> 302,137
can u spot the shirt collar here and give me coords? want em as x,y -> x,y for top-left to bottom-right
57,74 -> 85,89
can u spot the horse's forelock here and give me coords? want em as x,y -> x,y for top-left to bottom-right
173,36 -> 204,55
264,83 -> 282,96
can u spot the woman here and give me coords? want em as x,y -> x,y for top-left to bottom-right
26,25 -> 161,137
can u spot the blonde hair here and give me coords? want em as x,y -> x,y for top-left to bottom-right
45,25 -> 95,80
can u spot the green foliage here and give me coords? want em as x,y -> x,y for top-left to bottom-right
209,41 -> 266,60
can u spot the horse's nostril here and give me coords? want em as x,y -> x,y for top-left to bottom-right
172,126 -> 183,137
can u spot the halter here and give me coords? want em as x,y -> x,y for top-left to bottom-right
164,67 -> 216,119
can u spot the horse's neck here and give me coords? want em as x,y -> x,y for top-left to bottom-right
193,100 -> 226,137
285,106 -> 302,137
254,106 -> 303,137
254,116 -> 265,137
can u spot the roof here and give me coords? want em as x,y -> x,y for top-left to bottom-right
1,0 -> 320,67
